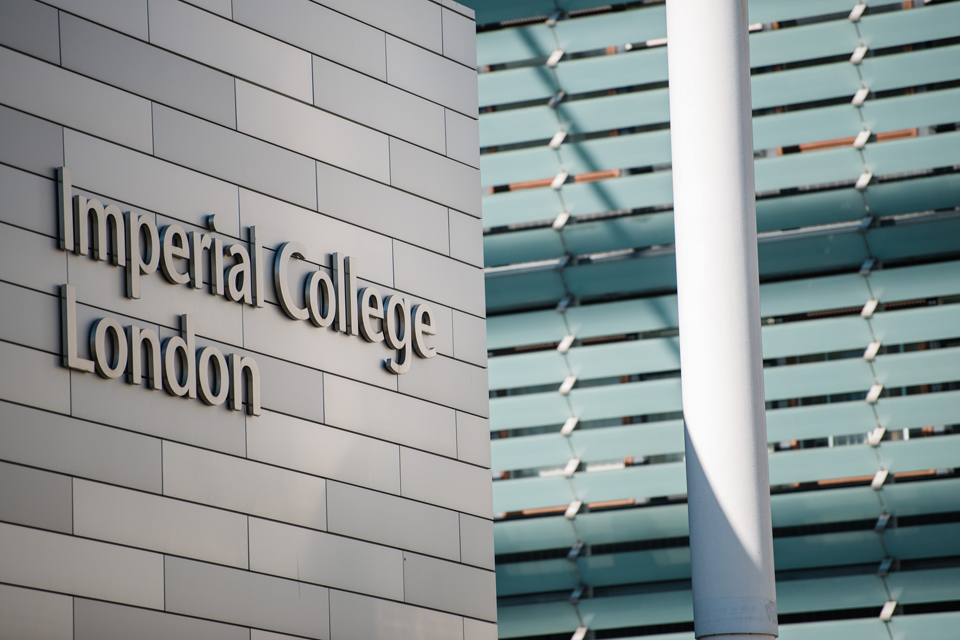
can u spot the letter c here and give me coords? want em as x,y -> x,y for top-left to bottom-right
274,241 -> 309,321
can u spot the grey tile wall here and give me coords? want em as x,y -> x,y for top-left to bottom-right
0,104 -> 63,178
456,411 -> 493,469
236,80 -> 390,184
464,619 -> 499,640
326,480 -> 461,560
233,0 -> 387,80
319,0 -> 443,54
73,479 -> 249,567
442,8 -> 478,69
162,441 -> 328,530
74,598 -> 249,640
402,551 -> 497,621
0,401 -> 162,492
247,410 -> 401,495
0,521 -> 164,608
459,513 -> 496,570
315,161 -> 450,255
46,0 -> 148,40
385,35 -> 479,118
0,281 -> 60,354
0,461 -> 73,533
164,556 -> 330,638
390,138 -> 482,217
323,373 -> 458,456
0,583 -> 73,640
248,517 -> 405,599
60,13 -> 237,128
0,0 -> 60,64
148,0 -> 312,102
0,164 -> 58,237
313,55 -> 446,155
330,590 -> 465,640
0,0 -> 490,636
400,448 -> 494,518
153,104 -> 318,210
0,47 -> 153,153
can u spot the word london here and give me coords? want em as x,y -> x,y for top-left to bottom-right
57,167 -> 438,416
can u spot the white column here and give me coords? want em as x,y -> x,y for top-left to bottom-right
665,1 -> 778,638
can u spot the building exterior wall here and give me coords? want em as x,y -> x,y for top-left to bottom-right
0,1 -> 495,638
472,1 -> 960,638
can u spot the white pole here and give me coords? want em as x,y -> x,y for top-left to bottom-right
665,1 -> 778,638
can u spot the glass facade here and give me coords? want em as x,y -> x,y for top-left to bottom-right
473,1 -> 960,637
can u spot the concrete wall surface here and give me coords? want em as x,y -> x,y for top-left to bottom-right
0,0 -> 494,638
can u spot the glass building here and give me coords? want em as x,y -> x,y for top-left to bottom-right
471,0 -> 960,638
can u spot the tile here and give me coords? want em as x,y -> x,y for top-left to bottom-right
402,551 -> 497,621
456,411 -> 491,469
75,598 -> 249,640
60,13 -> 237,128
400,447 -> 493,518
236,80 -> 389,184
233,0 -> 386,80
241,301 -> 399,391
442,0 -> 475,21
0,400 -> 162,493
463,619 -> 497,640
327,481 -> 460,560
441,8 -> 477,69
0,521 -> 164,608
319,0 -> 441,53
386,35 -> 478,118
447,209 -> 483,267
252,632 -> 308,640
164,556 -> 329,639
459,513 -> 494,570
390,138 -> 481,217
398,352 -> 489,417
0,583 -> 72,640
0,341 -> 69,414
0,281 -> 59,354
64,129 -> 240,236
313,55 -> 445,154
0,0 -> 59,64
330,590 -> 464,640
249,517 -> 404,600
0,221 -> 65,295
181,0 -> 231,18
46,0 -> 148,40
247,410 -> 400,495
73,479 -> 249,568
240,187 -> 394,287
0,47 -> 153,153
323,374 -> 457,457
0,164 -> 57,237
162,441 -> 327,530
0,103 -> 63,178
251,354 -> 325,425
153,104 -> 317,210
0,461 -> 72,533
148,0 -> 312,102
452,309 -> 487,366
445,110 -> 480,168
316,161 -> 449,255
394,238 -> 485,316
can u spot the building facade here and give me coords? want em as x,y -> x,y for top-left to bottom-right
474,0 -> 960,638
0,1 -> 496,639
